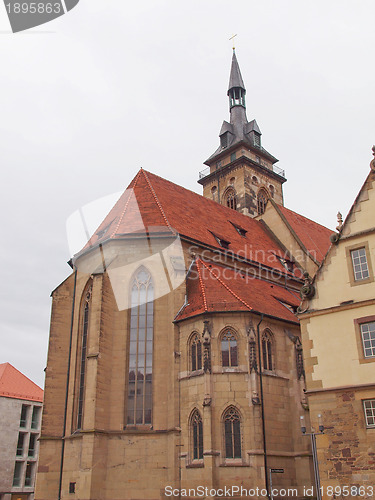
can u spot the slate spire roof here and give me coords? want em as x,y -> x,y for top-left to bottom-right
228,49 -> 246,92
205,50 -> 278,165
0,363 -> 43,402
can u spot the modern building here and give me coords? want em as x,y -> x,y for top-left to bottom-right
35,51 -> 332,500
0,363 -> 43,500
298,149 -> 375,498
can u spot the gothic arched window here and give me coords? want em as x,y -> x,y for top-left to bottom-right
221,330 -> 238,367
225,188 -> 237,211
191,409 -> 203,460
127,267 -> 153,426
262,330 -> 274,371
190,332 -> 202,372
257,188 -> 268,215
76,282 -> 92,430
223,407 -> 241,459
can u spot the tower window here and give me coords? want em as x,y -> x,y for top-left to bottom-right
225,188 -> 237,211
257,188 -> 268,215
230,152 -> 236,162
127,267 -> 153,426
223,407 -> 241,459
254,133 -> 261,147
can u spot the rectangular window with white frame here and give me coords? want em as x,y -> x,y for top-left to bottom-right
363,399 -> 375,428
361,321 -> 375,358
351,247 -> 370,281
346,242 -> 373,287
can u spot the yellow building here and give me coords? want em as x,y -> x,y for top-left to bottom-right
35,51 -> 334,500
298,148 -> 375,498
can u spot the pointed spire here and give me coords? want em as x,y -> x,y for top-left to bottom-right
228,49 -> 245,93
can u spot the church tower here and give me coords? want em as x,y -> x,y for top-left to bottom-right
199,50 -> 286,216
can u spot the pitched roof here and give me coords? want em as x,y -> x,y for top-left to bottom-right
276,204 -> 332,263
0,363 -> 43,402
77,170 -> 296,277
175,258 -> 300,324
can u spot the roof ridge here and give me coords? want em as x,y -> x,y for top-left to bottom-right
110,169 -> 143,238
199,259 -> 253,311
196,259 -> 208,311
141,170 -> 175,233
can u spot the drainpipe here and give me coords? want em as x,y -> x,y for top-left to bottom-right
256,314 -> 270,499
58,266 -> 77,500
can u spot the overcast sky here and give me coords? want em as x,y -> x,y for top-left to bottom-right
0,0 -> 374,388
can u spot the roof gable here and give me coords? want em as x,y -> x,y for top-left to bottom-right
0,363 -> 43,402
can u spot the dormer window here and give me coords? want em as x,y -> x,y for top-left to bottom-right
277,256 -> 294,272
229,221 -> 247,237
215,236 -> 230,249
221,133 -> 228,149
210,231 -> 230,249
254,133 -> 261,147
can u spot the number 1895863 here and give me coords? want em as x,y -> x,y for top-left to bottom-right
6,3 -> 62,14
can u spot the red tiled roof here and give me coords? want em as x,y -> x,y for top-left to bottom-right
0,363 -> 43,402
175,258 -> 300,323
277,204 -> 332,262
79,170 -> 295,275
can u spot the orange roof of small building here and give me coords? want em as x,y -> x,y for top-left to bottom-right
78,169 -> 313,276
0,363 -> 43,402
276,204 -> 332,262
175,258 -> 300,323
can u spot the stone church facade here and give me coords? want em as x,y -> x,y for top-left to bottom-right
35,52 -> 333,500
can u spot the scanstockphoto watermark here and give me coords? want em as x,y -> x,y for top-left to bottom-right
164,485 -> 375,498
164,485 -> 299,498
3,0 -> 79,32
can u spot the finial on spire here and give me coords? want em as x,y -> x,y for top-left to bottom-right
336,212 -> 343,232
371,145 -> 375,172
229,34 -> 237,50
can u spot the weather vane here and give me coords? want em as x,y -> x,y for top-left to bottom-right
229,34 -> 238,50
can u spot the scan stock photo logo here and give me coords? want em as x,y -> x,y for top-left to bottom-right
3,0 -> 79,32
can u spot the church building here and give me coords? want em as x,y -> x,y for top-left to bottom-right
35,51 -> 332,500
